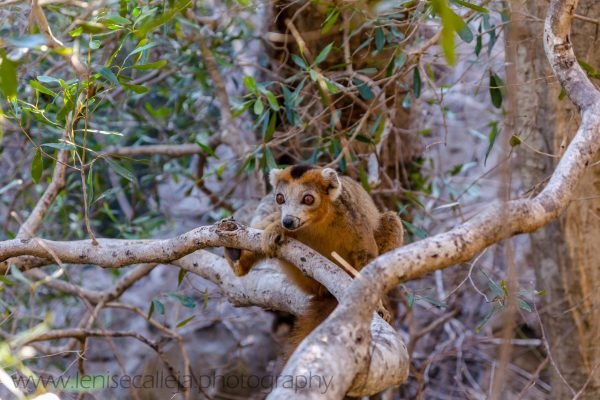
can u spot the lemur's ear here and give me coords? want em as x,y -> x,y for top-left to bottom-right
321,168 -> 342,200
269,168 -> 283,188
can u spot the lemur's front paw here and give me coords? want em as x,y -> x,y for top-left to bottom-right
262,223 -> 286,258
224,248 -> 256,276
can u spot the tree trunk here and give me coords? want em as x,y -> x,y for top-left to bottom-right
513,1 -> 600,398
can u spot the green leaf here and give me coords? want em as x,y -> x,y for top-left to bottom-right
315,42 -> 334,65
452,0 -> 489,13
128,41 -> 158,58
264,90 -> 280,111
99,66 -> 119,86
178,268 -> 187,286
457,24 -> 473,43
69,27 -> 83,37
421,296 -> 448,309
106,158 -> 137,183
476,303 -> 502,333
78,22 -> 106,34
369,114 -> 384,139
489,72 -> 504,108
0,275 -> 15,287
475,23 -> 483,56
243,75 -> 258,93
394,53 -> 408,71
93,187 -> 122,205
196,142 -> 218,158
324,78 -> 340,94
30,80 -> 57,97
487,26 -> 497,55
0,51 -> 18,100
321,8 -> 340,34
517,298 -> 532,312
135,0 -> 191,37
264,147 -> 278,170
558,87 -> 567,101
147,299 -> 165,319
37,75 -> 61,85
176,316 -> 195,328
357,67 -> 378,75
354,79 -> 374,101
168,293 -> 196,308
121,83 -> 149,94
578,59 -> 600,79
374,27 -> 385,52
103,15 -> 132,26
448,163 -> 463,176
31,149 -> 43,184
264,111 -> 276,142
291,54 -> 307,69
484,121 -> 499,165
413,67 -> 421,98
253,98 -> 264,115
431,0 -> 467,65
232,100 -> 253,117
132,59 -> 168,70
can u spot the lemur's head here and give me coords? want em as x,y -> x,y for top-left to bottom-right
269,165 -> 341,231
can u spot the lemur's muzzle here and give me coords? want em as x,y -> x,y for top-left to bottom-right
282,215 -> 301,230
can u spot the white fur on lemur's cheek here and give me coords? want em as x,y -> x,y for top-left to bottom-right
269,168 -> 283,188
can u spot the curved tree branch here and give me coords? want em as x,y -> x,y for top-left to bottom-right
269,0 -> 600,398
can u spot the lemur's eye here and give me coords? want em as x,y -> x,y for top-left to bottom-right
276,193 -> 285,204
302,194 -> 315,205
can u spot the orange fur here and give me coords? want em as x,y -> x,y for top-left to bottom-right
224,165 -> 404,355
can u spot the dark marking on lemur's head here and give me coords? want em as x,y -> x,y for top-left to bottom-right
289,164 -> 316,179
269,165 -> 342,201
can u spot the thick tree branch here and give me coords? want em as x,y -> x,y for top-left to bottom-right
544,0 -> 600,110
0,220 -> 407,396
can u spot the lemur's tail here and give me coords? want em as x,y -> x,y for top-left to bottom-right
284,294 -> 338,360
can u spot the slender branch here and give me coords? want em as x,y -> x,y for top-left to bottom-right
101,143 -> 210,158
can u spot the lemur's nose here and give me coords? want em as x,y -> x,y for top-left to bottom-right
282,216 -> 296,230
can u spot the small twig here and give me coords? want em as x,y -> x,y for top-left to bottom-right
572,362 -> 600,400
534,305 -> 576,395
331,251 -> 359,277
516,357 -> 550,400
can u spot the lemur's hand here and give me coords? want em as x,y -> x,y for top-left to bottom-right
224,247 -> 257,276
262,222 -> 286,258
